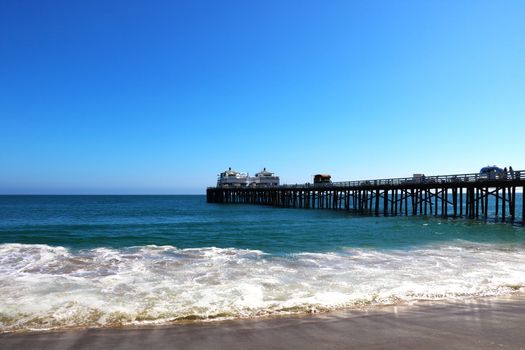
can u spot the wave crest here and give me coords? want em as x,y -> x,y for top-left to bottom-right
1,242 -> 525,332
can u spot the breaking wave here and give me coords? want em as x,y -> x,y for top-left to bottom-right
1,242 -> 525,332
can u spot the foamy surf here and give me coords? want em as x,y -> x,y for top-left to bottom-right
1,242 -> 525,333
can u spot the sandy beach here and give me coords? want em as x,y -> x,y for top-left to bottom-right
1,295 -> 525,350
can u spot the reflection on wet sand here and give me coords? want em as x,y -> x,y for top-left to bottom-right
1,295 -> 525,350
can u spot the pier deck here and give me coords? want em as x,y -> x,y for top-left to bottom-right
207,170 -> 525,223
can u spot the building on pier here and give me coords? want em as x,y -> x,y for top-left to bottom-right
251,168 -> 280,187
217,168 -> 249,187
217,167 -> 280,188
314,174 -> 332,184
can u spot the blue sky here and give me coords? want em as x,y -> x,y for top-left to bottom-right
1,0 -> 524,194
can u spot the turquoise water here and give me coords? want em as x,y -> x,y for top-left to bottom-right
1,195 -> 523,252
1,195 -> 524,332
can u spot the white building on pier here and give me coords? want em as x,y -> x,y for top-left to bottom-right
216,167 -> 280,188
251,168 -> 280,187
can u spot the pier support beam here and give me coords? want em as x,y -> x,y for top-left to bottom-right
383,189 -> 388,216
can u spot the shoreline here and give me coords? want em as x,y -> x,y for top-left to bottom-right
2,295 -> 525,349
2,292 -> 523,335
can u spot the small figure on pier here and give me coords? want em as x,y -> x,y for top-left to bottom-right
503,167 -> 508,180
509,166 -> 514,179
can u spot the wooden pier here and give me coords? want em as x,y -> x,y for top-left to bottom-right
207,171 -> 525,223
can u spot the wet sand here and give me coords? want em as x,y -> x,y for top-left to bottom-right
1,296 -> 525,350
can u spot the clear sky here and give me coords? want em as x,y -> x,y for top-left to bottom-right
1,0 -> 524,194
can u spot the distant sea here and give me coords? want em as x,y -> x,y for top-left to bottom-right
1,195 -> 524,333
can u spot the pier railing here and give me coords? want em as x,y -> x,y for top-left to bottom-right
278,170 -> 524,189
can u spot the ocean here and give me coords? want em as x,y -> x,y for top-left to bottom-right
1,195 -> 524,333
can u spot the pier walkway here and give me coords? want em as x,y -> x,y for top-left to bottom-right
207,170 -> 525,223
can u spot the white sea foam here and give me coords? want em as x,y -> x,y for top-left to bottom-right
1,242 -> 525,332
